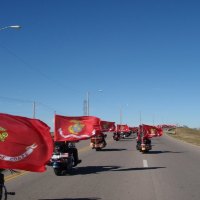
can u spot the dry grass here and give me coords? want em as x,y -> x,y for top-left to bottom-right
165,127 -> 200,146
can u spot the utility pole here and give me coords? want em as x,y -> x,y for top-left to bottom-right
85,90 -> 102,116
33,101 -> 36,118
83,99 -> 87,116
139,111 -> 142,125
86,92 -> 89,116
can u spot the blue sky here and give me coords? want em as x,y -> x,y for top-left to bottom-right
0,0 -> 200,129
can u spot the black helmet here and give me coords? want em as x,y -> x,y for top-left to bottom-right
54,141 -> 65,152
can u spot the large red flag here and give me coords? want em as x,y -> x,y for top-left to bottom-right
100,121 -> 115,132
0,113 -> 53,172
54,115 -> 101,142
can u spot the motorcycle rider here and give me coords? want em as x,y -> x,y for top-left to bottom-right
96,130 -> 107,145
136,130 -> 141,150
113,131 -> 120,140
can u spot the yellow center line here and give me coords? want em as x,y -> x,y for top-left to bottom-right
5,171 -> 29,182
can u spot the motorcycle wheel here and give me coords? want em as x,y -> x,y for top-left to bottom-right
54,168 -> 66,176
71,155 -> 75,168
142,150 -> 149,154
0,186 -> 2,200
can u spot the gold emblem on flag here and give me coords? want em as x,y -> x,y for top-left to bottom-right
103,123 -> 109,129
0,127 -> 8,142
150,128 -> 156,135
68,120 -> 85,134
121,126 -> 125,131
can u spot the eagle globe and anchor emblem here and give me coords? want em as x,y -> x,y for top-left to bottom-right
102,123 -> 109,130
0,127 -> 8,142
0,127 -> 38,162
68,120 -> 85,134
58,120 -> 87,139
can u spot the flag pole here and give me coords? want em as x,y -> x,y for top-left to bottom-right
120,108 -> 122,125
87,92 -> 90,116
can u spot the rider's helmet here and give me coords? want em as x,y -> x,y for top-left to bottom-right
54,141 -> 66,153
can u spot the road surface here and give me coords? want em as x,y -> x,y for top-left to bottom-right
4,133 -> 200,200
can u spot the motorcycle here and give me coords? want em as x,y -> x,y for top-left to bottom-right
50,151 -> 74,176
113,131 -> 131,140
49,142 -> 80,176
90,134 -> 107,151
113,132 -> 120,141
0,170 -> 15,200
136,138 -> 152,153
122,131 -> 132,138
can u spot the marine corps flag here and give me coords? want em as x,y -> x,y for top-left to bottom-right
0,113 -> 53,172
54,115 -> 101,142
142,124 -> 163,137
100,121 -> 115,132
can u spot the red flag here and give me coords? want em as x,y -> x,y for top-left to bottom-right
117,124 -> 130,132
0,113 -> 53,172
54,115 -> 101,142
142,124 -> 163,138
100,121 -> 115,132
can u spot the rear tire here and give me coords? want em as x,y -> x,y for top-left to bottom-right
0,186 -> 2,200
54,168 -> 65,176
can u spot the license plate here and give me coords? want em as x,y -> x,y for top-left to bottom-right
60,153 -> 69,158
52,155 -> 60,159
52,153 -> 69,159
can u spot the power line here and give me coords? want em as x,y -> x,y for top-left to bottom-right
0,96 -> 33,104
0,95 -> 59,114
0,43 -> 83,97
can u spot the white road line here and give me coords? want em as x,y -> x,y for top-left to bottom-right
143,159 -> 148,168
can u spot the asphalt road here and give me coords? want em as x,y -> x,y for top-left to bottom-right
4,133 -> 200,200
